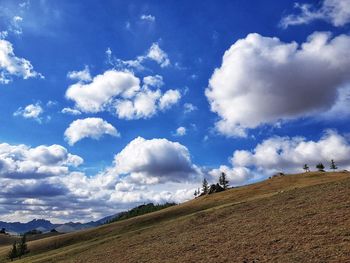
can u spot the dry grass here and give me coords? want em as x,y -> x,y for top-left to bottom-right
1,171 -> 350,263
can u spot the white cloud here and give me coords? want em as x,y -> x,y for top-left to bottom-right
111,137 -> 199,184
209,130 -> 350,185
0,39 -> 42,84
183,103 -> 197,113
209,166 -> 252,186
115,88 -> 161,119
0,137 -> 201,222
147,43 -> 170,67
281,0 -> 350,28
140,14 -> 156,22
108,43 -> 170,71
14,103 -> 43,122
66,69 -> 181,119
66,70 -> 140,113
143,75 -> 164,88
206,32 -> 350,137
0,143 -> 83,179
64,117 -> 120,145
175,127 -> 186,136
67,66 -> 92,82
10,16 -> 23,35
159,89 -> 181,110
61,107 -> 81,115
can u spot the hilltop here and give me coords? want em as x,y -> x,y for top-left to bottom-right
1,171 -> 350,262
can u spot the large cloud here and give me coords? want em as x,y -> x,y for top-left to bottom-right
66,70 -> 181,119
0,39 -> 42,84
0,143 -> 83,179
281,0 -> 350,28
0,138 -> 201,222
206,32 -> 350,137
66,70 -> 140,113
211,130 -> 350,185
112,137 -> 199,184
64,118 -> 119,145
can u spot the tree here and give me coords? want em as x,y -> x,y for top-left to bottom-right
330,159 -> 337,171
0,227 -> 5,234
219,172 -> 229,190
303,164 -> 310,172
316,163 -> 325,172
202,179 -> 209,194
17,235 -> 29,258
8,242 -> 17,261
194,189 -> 197,197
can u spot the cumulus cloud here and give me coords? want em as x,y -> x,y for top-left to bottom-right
175,127 -> 186,136
14,103 -> 43,122
0,143 -> 83,179
64,117 -> 120,145
0,138 -> 201,222
140,14 -> 156,22
115,89 -> 161,119
209,166 -> 252,186
66,70 -> 181,119
206,32 -> 350,137
143,75 -> 164,88
66,70 -> 140,113
111,137 -> 199,184
0,39 -> 42,84
209,130 -> 350,185
159,89 -> 181,110
147,43 -> 170,67
281,0 -> 350,28
67,66 -> 92,82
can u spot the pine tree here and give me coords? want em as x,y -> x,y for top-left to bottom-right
219,172 -> 229,190
330,159 -> 337,171
316,163 -> 325,172
8,241 -> 17,261
303,164 -> 310,172
202,179 -> 209,194
17,235 -> 29,258
194,189 -> 197,197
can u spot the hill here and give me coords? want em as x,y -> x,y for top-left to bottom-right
0,171 -> 349,262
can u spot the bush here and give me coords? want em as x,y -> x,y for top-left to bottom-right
108,203 -> 176,223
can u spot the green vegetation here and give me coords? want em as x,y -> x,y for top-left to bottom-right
303,164 -> 310,172
316,162 -> 325,171
7,242 -> 17,262
330,159 -> 337,171
202,178 -> 209,194
108,203 -> 176,224
219,172 -> 229,189
24,230 -> 42,236
7,235 -> 29,261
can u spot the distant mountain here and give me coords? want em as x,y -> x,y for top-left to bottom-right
0,219 -> 56,234
0,213 -> 120,235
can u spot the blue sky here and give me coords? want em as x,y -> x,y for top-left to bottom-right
1,0 -> 350,223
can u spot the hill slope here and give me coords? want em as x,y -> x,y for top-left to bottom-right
1,171 -> 350,263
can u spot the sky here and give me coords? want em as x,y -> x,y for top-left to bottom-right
0,0 -> 350,223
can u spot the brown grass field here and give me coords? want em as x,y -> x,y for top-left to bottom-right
1,171 -> 350,263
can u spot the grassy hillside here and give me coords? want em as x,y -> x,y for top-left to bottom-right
1,171 -> 350,263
